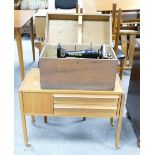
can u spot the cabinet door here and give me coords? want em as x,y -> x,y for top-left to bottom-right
23,92 -> 53,114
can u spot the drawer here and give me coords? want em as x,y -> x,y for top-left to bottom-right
23,92 -> 53,114
53,94 -> 119,117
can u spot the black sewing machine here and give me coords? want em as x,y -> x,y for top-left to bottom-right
57,44 -> 112,59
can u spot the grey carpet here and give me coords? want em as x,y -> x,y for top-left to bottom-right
14,37 -> 140,155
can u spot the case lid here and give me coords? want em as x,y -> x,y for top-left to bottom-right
45,13 -> 112,45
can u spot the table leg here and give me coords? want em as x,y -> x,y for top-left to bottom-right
15,29 -> 24,81
115,94 -> 125,149
30,17 -> 35,62
44,116 -> 47,123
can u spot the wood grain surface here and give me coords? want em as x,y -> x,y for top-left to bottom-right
14,10 -> 36,29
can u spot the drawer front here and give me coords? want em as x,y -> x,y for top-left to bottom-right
23,93 -> 53,114
53,94 -> 119,117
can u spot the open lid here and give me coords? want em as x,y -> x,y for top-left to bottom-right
45,13 -> 112,45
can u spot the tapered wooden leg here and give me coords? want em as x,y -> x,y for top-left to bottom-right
83,117 -> 86,121
31,116 -> 35,124
110,118 -> 114,127
115,94 -> 125,149
44,116 -> 47,123
19,92 -> 30,146
21,113 -> 30,146
15,29 -> 24,81
30,17 -> 35,62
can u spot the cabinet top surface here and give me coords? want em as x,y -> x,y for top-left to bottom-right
14,10 -> 36,29
19,68 -> 124,94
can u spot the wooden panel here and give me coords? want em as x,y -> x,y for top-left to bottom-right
82,15 -> 111,44
54,94 -> 118,117
83,21 -> 110,44
48,20 -> 78,44
54,94 -> 119,106
45,13 -> 112,45
54,107 -> 117,117
35,17 -> 46,39
46,14 -> 79,44
40,58 -> 118,90
23,93 -> 53,114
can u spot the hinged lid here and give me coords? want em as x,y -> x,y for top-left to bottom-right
45,13 -> 112,45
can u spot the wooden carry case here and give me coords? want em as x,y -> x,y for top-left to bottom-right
39,13 -> 119,90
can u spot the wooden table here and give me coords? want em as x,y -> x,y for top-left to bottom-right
96,0 -> 140,12
19,68 -> 125,148
82,0 -> 98,13
14,10 -> 36,80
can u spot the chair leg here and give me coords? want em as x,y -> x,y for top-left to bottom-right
31,116 -> 35,124
44,116 -> 47,124
129,35 -> 136,67
83,117 -> 86,121
110,117 -> 115,127
34,41 -> 44,56
119,59 -> 125,80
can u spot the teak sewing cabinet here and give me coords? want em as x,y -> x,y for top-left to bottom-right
19,68 -> 125,149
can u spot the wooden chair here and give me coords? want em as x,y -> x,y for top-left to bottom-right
120,8 -> 140,69
110,5 -> 139,127
101,4 -> 125,80
112,7 -> 125,80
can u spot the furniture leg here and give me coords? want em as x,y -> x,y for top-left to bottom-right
19,92 -> 30,146
15,29 -> 25,81
30,17 -> 35,62
129,35 -> 136,67
115,94 -> 125,149
119,59 -> 125,80
34,41 -> 43,55
44,116 -> 47,123
83,117 -> 86,121
110,118 -> 114,127
21,113 -> 30,146
31,116 -> 35,124
121,35 -> 127,67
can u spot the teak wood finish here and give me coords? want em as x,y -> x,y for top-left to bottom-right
14,10 -> 36,80
19,68 -> 125,148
